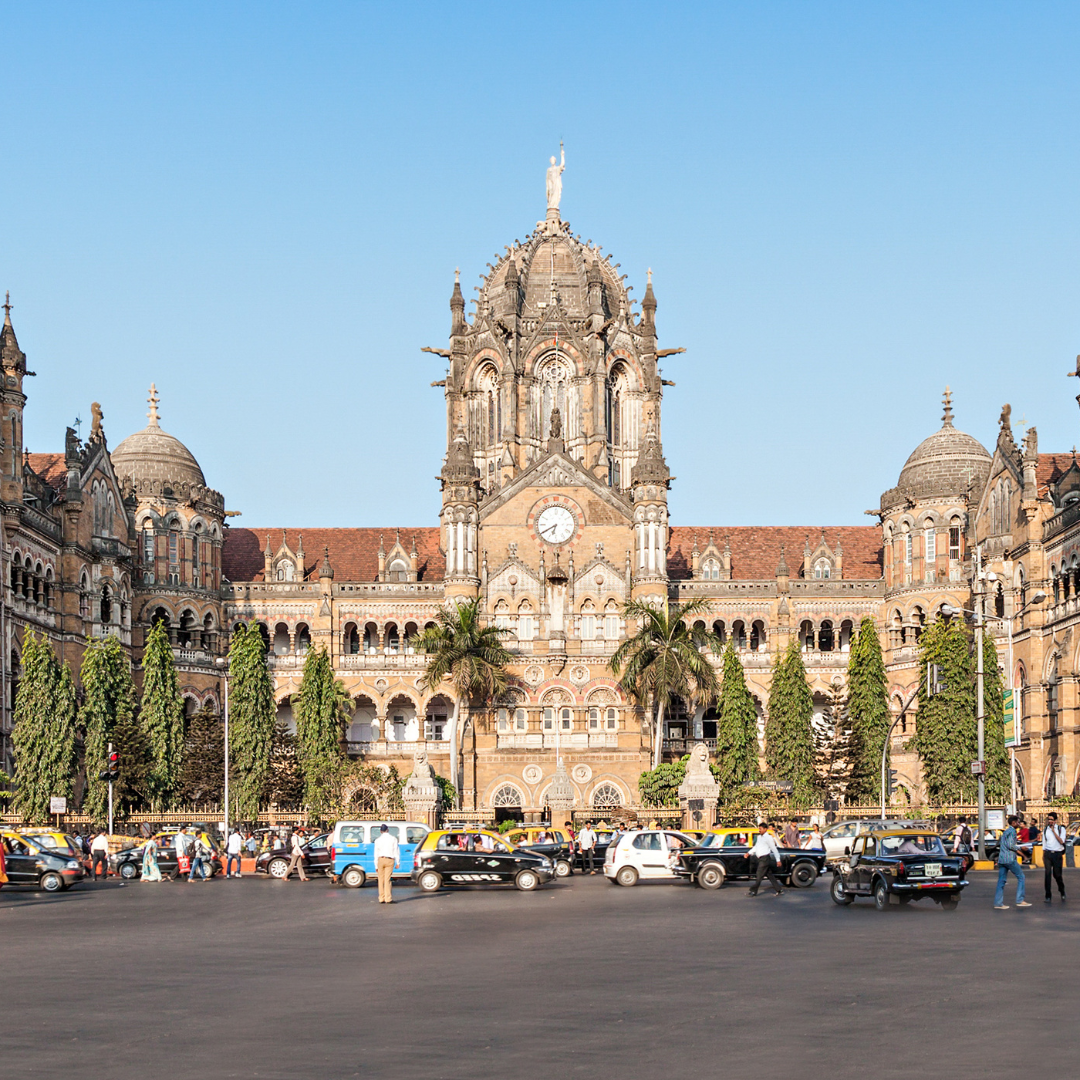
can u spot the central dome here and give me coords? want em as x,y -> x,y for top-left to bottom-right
112,386 -> 206,491
895,401 -> 990,501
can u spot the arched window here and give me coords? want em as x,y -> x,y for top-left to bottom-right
178,610 -> 195,648
800,620 -> 815,652
604,600 -> 620,640
273,622 -> 290,655
384,622 -> 399,653
168,527 -> 180,584
344,622 -> 360,654
702,558 -> 720,580
275,559 -> 294,582
387,559 -> 408,583
924,524 -> 936,578
100,584 -> 112,625
296,624 -> 311,654
750,620 -> 766,652
580,600 -> 596,641
492,784 -> 523,808
819,620 -> 834,652
363,622 -> 378,654
518,600 -> 535,642
731,620 -> 746,650
592,783 -> 623,808
814,559 -> 831,580
201,614 -> 213,651
142,526 -> 155,583
711,620 -> 726,649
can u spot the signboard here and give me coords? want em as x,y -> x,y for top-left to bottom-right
749,780 -> 794,793
970,760 -> 986,777
49,796 -> 67,815
687,799 -> 704,811
987,810 -> 1005,830
1003,689 -> 1017,749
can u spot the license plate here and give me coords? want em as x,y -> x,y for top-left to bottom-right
924,863 -> 942,877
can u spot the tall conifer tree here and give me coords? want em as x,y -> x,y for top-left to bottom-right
714,643 -> 760,793
11,631 -> 77,822
293,645 -> 349,805
79,634 -> 136,822
228,622 -> 275,820
141,619 -> 186,807
846,617 -> 891,802
178,704 -> 225,805
764,639 -> 817,806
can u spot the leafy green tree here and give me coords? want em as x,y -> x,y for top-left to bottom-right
228,622 -> 276,821
638,753 -> 722,808
846,618 -> 891,802
178,704 -> 224,806
262,719 -> 303,807
714,643 -> 760,793
293,645 -> 349,805
764,640 -> 817,807
417,598 -> 514,806
11,631 -> 77,823
611,597 -> 721,769
79,634 -> 136,821
140,620 -> 186,807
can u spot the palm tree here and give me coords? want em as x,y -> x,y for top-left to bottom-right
417,598 -> 515,806
611,597 -> 722,768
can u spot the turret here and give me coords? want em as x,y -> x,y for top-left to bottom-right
0,294 -> 28,504
450,269 -> 466,336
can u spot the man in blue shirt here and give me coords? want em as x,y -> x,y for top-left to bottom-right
994,814 -> 1032,910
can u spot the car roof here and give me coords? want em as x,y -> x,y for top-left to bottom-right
867,830 -> 944,838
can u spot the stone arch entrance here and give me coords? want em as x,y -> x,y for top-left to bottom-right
341,777 -> 383,814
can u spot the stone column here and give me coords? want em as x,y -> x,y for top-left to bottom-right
678,742 -> 720,831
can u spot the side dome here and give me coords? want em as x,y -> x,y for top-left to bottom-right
111,386 -> 206,490
892,393 -> 990,503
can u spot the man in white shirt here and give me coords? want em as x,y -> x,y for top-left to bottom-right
226,830 -> 243,878
90,830 -> 110,880
747,822 -> 783,897
285,828 -> 310,882
373,824 -> 400,904
578,822 -> 598,874
1043,812 -> 1067,904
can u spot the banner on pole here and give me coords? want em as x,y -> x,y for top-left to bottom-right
1003,689 -> 1017,748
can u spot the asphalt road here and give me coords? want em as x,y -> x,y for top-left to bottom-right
3,867 -> 1077,1079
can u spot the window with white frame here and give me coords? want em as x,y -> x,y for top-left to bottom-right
560,707 -> 572,731
543,707 -> 554,730
514,708 -> 528,732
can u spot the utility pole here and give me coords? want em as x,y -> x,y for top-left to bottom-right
975,549 -> 986,864
107,740 -> 114,836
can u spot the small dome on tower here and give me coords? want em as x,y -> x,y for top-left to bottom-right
112,384 -> 206,490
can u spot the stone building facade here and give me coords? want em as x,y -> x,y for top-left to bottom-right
4,184 -> 1078,813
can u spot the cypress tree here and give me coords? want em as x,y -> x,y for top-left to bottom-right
765,639 -> 817,806
229,622 -> 275,821
178,704 -> 224,805
262,719 -> 303,807
846,617 -> 891,803
79,634 -> 136,822
714,643 -> 760,793
140,620 -> 186,807
11,631 -> 77,823
813,682 -> 855,803
293,645 -> 349,807
111,706 -> 152,812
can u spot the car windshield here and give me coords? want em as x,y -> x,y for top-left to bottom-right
879,835 -> 945,856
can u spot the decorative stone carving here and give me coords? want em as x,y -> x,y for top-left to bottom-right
571,763 -> 592,784
523,763 -> 543,784
570,665 -> 589,686
677,742 -> 720,832
525,665 -> 544,686
402,746 -> 443,827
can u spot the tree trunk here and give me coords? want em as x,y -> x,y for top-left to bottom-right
448,698 -> 460,806
652,698 -> 666,770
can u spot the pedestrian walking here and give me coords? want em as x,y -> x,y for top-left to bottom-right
141,836 -> 163,882
91,829 -> 110,880
952,816 -> 973,854
188,830 -> 211,882
994,814 -> 1032,909
226,829 -> 243,878
1042,811 -> 1067,904
373,823 -> 399,903
747,822 -> 784,896
782,819 -> 800,849
578,821 -> 598,874
244,831 -> 257,859
802,824 -> 824,851
285,828 -> 309,881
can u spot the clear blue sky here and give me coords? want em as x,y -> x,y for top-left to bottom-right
3,3 -> 1079,529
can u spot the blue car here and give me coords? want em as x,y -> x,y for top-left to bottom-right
330,821 -> 430,888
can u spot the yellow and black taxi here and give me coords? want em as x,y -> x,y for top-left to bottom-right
674,827 -> 826,890
504,826 -> 575,877
830,830 -> 968,911
411,829 -> 556,892
1,829 -> 86,892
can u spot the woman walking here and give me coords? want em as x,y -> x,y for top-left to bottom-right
141,836 -> 163,882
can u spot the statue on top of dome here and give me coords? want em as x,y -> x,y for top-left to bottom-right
546,143 -> 565,212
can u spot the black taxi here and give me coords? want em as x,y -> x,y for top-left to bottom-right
673,828 -> 826,890
412,829 -> 556,892
830,830 -> 968,911
504,826 -> 575,877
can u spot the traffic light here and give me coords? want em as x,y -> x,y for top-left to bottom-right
98,750 -> 120,782
887,769 -> 898,800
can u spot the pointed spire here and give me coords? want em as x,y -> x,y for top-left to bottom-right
264,533 -> 272,557
0,290 -> 25,372
319,545 -> 334,580
378,533 -> 385,556
3,291 -> 10,327
450,267 -> 466,334
776,545 -> 789,577
147,383 -> 160,428
942,385 -> 954,427
642,267 -> 657,329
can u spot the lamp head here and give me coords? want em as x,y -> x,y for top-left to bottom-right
1030,590 -> 1048,605
940,604 -> 957,617
215,657 -> 227,669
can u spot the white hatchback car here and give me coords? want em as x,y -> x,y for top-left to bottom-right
603,829 -> 696,887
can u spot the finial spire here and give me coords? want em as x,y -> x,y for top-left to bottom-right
454,267 -> 460,284
147,383 -> 160,427
2,291 -> 10,326
647,268 -> 652,285
942,385 -> 954,427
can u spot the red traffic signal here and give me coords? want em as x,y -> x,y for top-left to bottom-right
106,750 -> 120,780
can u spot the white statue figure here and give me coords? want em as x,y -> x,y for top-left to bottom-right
546,143 -> 565,211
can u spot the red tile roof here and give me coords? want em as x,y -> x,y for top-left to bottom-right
27,452 -> 67,492
667,526 -> 883,581
1037,453 -> 1078,496
223,528 -> 445,583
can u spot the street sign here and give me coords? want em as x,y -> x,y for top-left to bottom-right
687,799 -> 704,810
970,760 -> 986,777
987,810 -> 1005,829
1003,689 -> 1017,748
749,780 -> 794,793
49,796 -> 67,815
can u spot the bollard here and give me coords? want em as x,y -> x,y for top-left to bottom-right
1068,840 -> 1076,869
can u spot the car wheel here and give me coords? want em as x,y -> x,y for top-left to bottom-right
873,880 -> 890,911
417,870 -> 442,892
830,875 -> 854,906
790,861 -> 818,889
615,865 -> 638,888
119,862 -> 138,880
341,866 -> 366,889
697,863 -> 726,890
268,858 -> 290,879
40,872 -> 64,893
554,859 -> 572,878
939,896 -> 959,911
515,869 -> 539,892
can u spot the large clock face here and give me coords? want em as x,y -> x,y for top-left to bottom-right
536,505 -> 576,545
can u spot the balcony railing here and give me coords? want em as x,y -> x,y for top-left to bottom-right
663,738 -> 718,753
496,732 -> 619,750
338,653 -> 425,670
347,739 -> 450,756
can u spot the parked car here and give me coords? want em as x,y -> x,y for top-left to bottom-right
675,830 -> 826,889
330,821 -> 430,888
505,826 -> 575,877
820,819 -> 924,861
830,831 -> 967,911
603,829 -> 697,887
257,832 -> 333,878
1,830 -> 85,892
110,832 -> 224,880
411,829 -> 554,892
573,828 -> 620,871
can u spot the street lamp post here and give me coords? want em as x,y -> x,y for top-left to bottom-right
215,657 -> 230,837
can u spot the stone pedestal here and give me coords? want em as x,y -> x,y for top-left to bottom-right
402,747 -> 443,828
678,742 -> 720,832
546,762 -> 576,832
